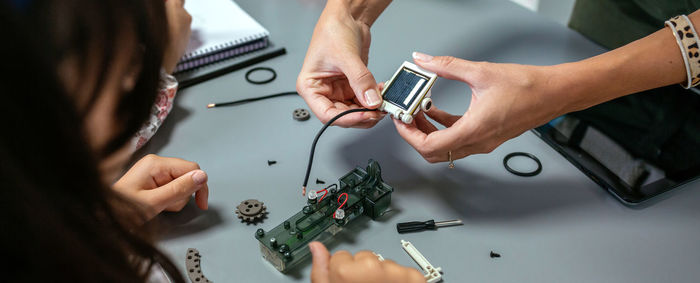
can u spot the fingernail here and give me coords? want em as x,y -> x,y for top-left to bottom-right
413,51 -> 433,62
192,170 -> 207,185
308,242 -> 317,254
364,89 -> 381,107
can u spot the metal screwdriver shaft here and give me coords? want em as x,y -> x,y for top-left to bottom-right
396,219 -> 463,233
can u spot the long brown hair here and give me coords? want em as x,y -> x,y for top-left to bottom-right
0,0 -> 185,281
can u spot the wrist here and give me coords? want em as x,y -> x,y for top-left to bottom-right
328,0 -> 391,27
535,63 -> 589,119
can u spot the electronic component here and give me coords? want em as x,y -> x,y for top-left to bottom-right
379,61 -> 437,124
256,160 -> 394,272
235,199 -> 267,223
396,219 -> 463,233
401,240 -> 443,283
186,248 -> 212,283
293,108 -> 310,121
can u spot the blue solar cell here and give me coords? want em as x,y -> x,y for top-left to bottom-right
383,69 -> 426,109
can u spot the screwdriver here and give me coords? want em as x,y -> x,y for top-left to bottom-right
396,219 -> 463,233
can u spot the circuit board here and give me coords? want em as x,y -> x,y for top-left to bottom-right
255,159 -> 393,272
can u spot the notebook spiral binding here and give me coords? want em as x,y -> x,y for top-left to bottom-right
174,32 -> 269,74
180,32 -> 268,62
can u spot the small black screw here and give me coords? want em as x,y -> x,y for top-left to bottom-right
316,179 -> 326,184
490,251 -> 501,258
267,160 -> 277,166
255,228 -> 265,237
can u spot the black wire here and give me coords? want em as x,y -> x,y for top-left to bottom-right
207,91 -> 298,108
302,108 -> 379,190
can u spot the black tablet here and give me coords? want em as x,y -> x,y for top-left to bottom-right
533,85 -> 700,204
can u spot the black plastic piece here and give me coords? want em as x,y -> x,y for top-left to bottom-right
503,152 -> 542,177
396,220 -> 437,233
245,66 -> 277,84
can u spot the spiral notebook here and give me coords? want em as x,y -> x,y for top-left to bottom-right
174,0 -> 270,74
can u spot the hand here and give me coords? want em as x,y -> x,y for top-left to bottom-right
393,52 -> 564,163
309,242 -> 425,283
296,0 -> 386,128
113,154 -> 209,220
162,0 -> 192,74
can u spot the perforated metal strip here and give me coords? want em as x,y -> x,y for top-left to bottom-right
186,248 -> 212,283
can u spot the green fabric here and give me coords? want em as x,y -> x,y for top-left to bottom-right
569,0 -> 700,49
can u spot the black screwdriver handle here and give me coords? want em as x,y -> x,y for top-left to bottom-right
396,220 -> 436,233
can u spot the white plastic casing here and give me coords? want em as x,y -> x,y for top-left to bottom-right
400,240 -> 443,283
378,61 -> 437,124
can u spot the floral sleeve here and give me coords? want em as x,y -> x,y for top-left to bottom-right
131,70 -> 178,151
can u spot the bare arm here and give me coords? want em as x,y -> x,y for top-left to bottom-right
344,0 -> 392,26
551,10 -> 697,114
394,10 -> 699,162
296,0 -> 391,128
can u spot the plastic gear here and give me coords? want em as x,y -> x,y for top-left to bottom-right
235,199 -> 267,223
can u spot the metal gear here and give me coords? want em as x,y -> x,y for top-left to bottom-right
235,199 -> 267,223
293,108 -> 310,121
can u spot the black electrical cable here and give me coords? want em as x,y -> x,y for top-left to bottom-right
245,67 -> 277,84
301,108 -> 379,195
206,91 -> 298,108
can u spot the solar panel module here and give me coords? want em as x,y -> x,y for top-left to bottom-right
379,61 -> 437,123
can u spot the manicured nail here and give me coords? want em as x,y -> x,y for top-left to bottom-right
192,170 -> 207,185
364,89 -> 381,107
413,51 -> 433,62
308,242 -> 317,254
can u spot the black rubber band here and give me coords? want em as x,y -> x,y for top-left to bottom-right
503,152 -> 542,177
245,67 -> 277,84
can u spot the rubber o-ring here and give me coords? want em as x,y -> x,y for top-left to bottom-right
245,67 -> 277,84
503,152 -> 542,177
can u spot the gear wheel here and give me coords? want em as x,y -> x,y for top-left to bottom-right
235,199 -> 267,223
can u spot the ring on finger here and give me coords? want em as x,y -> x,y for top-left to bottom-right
448,151 -> 455,169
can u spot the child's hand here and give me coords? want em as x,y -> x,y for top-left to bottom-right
163,0 -> 192,74
309,242 -> 425,283
113,154 -> 209,220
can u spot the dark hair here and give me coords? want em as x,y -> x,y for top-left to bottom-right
0,0 -> 185,282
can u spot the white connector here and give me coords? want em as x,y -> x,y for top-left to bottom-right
400,240 -> 443,283
373,252 -> 385,262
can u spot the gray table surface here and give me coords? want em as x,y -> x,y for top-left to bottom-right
142,0 -> 700,282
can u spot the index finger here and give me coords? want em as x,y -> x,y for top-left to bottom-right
305,93 -> 384,127
393,118 -> 465,162
152,156 -> 201,186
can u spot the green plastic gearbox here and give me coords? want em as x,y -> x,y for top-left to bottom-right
255,159 -> 393,272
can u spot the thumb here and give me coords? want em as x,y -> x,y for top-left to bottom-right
147,169 -> 208,211
340,56 -> 382,108
309,241 -> 331,283
412,51 -> 478,84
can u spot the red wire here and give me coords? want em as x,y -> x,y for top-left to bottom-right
337,193 -> 348,210
317,189 -> 328,202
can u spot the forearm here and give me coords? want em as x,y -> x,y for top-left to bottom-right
329,0 -> 391,26
549,10 -> 700,114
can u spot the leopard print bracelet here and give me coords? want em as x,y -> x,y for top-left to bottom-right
666,15 -> 700,88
